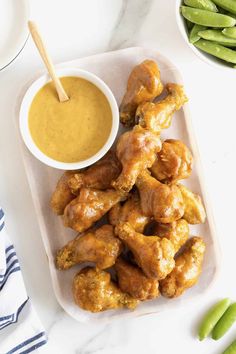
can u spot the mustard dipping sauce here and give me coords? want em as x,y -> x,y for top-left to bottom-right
28,76 -> 112,163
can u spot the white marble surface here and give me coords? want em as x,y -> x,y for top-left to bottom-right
0,0 -> 236,353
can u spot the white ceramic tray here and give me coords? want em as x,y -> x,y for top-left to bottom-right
16,47 -> 220,323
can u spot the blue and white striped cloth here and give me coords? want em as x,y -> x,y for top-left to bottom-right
0,208 -> 47,353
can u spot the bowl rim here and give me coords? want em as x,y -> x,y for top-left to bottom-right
0,0 -> 30,72
175,0 -> 236,71
19,68 -> 119,170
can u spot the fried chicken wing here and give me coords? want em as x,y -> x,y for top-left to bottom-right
67,151 -> 121,194
109,192 -> 151,233
73,267 -> 139,312
115,258 -> 160,301
153,219 -> 189,253
136,83 -> 188,134
136,171 -> 184,223
115,222 -> 175,280
120,60 -> 164,127
63,188 -> 126,233
112,125 -> 162,192
160,237 -> 206,298
178,184 -> 206,224
56,225 -> 122,270
50,171 -> 77,215
151,139 -> 193,183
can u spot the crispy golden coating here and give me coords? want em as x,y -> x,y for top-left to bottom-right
50,61 -> 206,311
151,139 -> 193,183
136,83 -> 188,134
178,184 -> 206,224
112,125 -> 162,192
136,171 -> 184,223
50,171 -> 77,215
153,219 -> 189,253
160,237 -> 206,298
115,222 -> 175,280
73,267 -> 139,312
63,188 -> 125,233
115,258 -> 160,301
56,225 -> 123,270
67,151 -> 121,194
109,192 -> 151,233
120,60 -> 164,127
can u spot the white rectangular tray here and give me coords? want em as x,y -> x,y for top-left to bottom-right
16,47 -> 220,323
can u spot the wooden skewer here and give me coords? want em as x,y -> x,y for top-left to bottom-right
28,21 -> 69,102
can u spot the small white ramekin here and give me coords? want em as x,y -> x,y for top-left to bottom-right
19,68 -> 119,170
176,0 -> 235,71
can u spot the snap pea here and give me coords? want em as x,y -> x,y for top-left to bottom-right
223,11 -> 236,19
217,7 -> 236,17
186,19 -> 194,30
223,340 -> 236,354
190,24 -> 207,43
212,303 -> 236,340
195,39 -> 236,63
184,0 -> 218,12
198,298 -> 231,341
217,42 -> 236,46
198,29 -> 236,44
212,0 -> 236,15
181,6 -> 236,27
223,27 -> 236,38
218,6 -> 229,14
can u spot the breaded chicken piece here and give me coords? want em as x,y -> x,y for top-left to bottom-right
151,139 -> 193,183
120,60 -> 164,127
56,225 -> 123,270
67,151 -> 121,194
109,192 -> 151,233
115,222 -> 175,280
136,83 -> 188,134
112,125 -> 162,193
136,171 -> 184,223
153,219 -> 189,253
178,184 -> 206,224
63,188 -> 126,233
73,267 -> 139,312
115,258 -> 160,301
50,171 -> 76,215
160,237 -> 205,298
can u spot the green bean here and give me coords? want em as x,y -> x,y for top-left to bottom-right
198,298 -> 231,341
223,340 -> 236,354
198,29 -> 236,44
181,6 -> 236,27
184,0 -> 218,12
211,0 -> 236,15
190,24 -> 206,43
212,303 -> 236,340
223,27 -> 236,38
195,39 -> 236,63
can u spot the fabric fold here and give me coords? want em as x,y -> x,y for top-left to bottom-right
0,208 -> 47,353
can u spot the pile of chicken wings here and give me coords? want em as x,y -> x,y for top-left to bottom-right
51,59 -> 206,313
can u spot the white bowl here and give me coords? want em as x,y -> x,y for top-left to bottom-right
0,0 -> 29,71
176,0 -> 235,71
19,68 -> 119,170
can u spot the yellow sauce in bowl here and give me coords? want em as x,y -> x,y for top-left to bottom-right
28,76 -> 112,163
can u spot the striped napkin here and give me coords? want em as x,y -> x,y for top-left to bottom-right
0,207 -> 47,353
